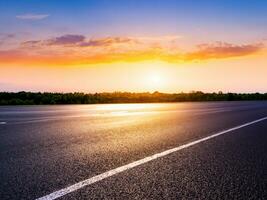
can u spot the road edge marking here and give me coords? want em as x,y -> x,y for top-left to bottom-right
37,116 -> 267,200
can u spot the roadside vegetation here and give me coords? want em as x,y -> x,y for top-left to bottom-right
1,91 -> 267,105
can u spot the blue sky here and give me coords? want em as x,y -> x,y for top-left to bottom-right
1,0 -> 267,41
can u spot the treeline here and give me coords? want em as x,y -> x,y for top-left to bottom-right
0,91 -> 267,105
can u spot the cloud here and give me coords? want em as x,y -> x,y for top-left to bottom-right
16,14 -> 50,20
78,37 -> 137,47
183,42 -> 263,61
0,33 -> 15,39
21,34 -> 86,47
0,35 -> 265,66
21,40 -> 42,48
22,35 -> 137,47
47,34 -> 85,45
0,33 -> 16,46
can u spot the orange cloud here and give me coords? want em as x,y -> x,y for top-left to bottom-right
183,42 -> 263,61
0,35 -> 264,66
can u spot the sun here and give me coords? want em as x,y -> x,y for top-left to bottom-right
137,61 -> 169,91
146,72 -> 166,90
149,73 -> 162,84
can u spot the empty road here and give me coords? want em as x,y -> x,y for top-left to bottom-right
0,102 -> 267,199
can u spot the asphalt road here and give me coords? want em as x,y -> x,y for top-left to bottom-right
0,102 -> 267,199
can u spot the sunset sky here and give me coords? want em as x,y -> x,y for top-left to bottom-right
0,0 -> 267,93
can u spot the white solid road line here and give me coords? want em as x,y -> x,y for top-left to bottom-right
36,116 -> 267,200
0,122 -> 6,124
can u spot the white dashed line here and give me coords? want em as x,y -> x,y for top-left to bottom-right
0,122 -> 6,125
36,116 -> 267,200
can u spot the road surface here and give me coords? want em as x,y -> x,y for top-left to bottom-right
0,102 -> 267,199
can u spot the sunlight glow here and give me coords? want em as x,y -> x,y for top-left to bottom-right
145,68 -> 167,91
96,103 -> 155,111
149,73 -> 162,85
